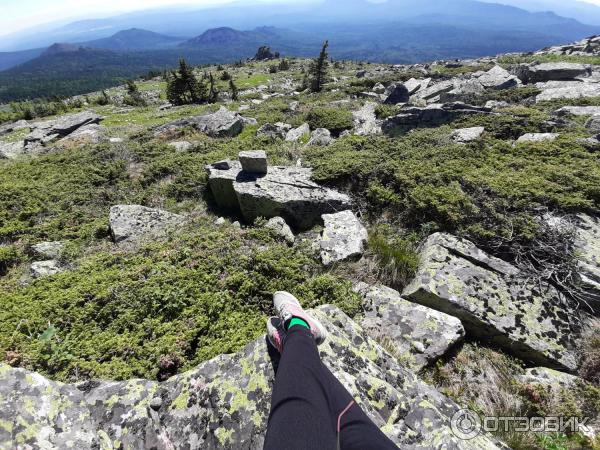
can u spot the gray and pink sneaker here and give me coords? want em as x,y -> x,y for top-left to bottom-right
273,291 -> 327,346
266,317 -> 286,353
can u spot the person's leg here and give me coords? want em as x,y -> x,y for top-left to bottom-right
264,292 -> 399,450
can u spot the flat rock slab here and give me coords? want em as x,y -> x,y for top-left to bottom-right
574,214 -> 600,311
154,107 -> 248,138
555,106 -> 600,116
403,233 -> 584,372
517,133 -> 559,143
517,62 -> 591,84
382,103 -> 492,133
30,260 -> 64,279
25,111 -> 102,146
356,283 -> 465,371
320,210 -> 368,265
109,205 -> 185,244
0,305 -> 503,450
239,150 -> 268,174
476,65 -> 520,90
206,161 -> 351,231
31,241 -> 65,259
353,102 -> 382,136
535,81 -> 600,102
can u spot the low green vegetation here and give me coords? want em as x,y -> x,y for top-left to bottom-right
305,107 -> 353,135
498,54 -> 600,66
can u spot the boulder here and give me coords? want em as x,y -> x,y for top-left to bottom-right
154,107 -> 247,138
239,150 -> 268,174
307,128 -> 333,146
0,305 -> 503,450
535,81 -> 600,102
30,260 -> 64,279
515,62 -> 592,84
320,210 -> 368,266
257,122 -> 292,140
353,102 -> 381,136
372,82 -> 386,94
413,80 -> 454,103
451,126 -> 485,143
404,77 -> 431,95
485,100 -> 509,109
265,217 -> 295,244
48,111 -> 102,137
206,162 -> 351,230
403,233 -> 585,372
31,241 -> 65,259
476,65 -> 520,89
585,116 -> 600,135
109,205 -> 185,244
440,79 -> 485,102
516,133 -> 559,143
21,111 -> 102,150
382,103 -> 492,133
285,123 -> 310,142
0,119 -> 29,136
384,83 -> 410,104
356,283 -> 465,371
555,106 -> 600,117
0,140 -> 26,159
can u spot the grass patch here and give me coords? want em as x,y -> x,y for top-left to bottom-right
498,54 -> 600,66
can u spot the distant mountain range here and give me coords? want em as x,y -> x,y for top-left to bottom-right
1,0 -> 600,102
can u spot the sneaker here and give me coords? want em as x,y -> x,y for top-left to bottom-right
266,317 -> 286,353
273,291 -> 327,345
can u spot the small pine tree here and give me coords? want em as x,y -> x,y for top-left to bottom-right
229,79 -> 239,101
124,79 -> 146,107
278,59 -> 290,71
309,40 -> 329,93
166,59 -> 207,105
208,73 -> 219,103
220,70 -> 232,81
269,65 -> 278,74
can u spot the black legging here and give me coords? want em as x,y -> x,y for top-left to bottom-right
264,326 -> 399,450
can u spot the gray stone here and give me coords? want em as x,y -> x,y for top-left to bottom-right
485,100 -> 509,109
356,283 -> 465,371
215,217 -> 226,226
30,260 -> 64,279
516,62 -> 591,84
109,205 -> 185,244
0,305 -> 503,450
451,126 -> 485,143
573,214 -> 600,311
168,141 -> 193,152
206,162 -> 351,231
372,82 -> 386,94
154,107 -> 247,138
516,133 -> 559,143
31,241 -> 65,259
0,140 -> 26,159
265,217 -> 295,244
535,81 -> 600,102
257,122 -> 292,140
384,83 -> 410,104
320,210 -> 368,266
476,65 -> 520,89
0,119 -> 29,136
382,103 -> 492,133
211,160 -> 231,170
413,80 -> 455,102
353,102 -> 381,136
555,106 -> 600,116
285,123 -> 310,142
239,150 -> 268,174
404,77 -> 431,95
402,233 -> 585,372
307,128 -> 333,146
440,79 -> 485,102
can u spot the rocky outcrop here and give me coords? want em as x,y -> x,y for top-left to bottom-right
573,214 -> 600,310
515,62 -> 592,84
206,158 -> 351,230
109,205 -> 185,244
555,105 -> 600,116
356,284 -> 465,371
404,77 -> 431,95
0,305 -> 503,450
353,102 -> 381,136
382,103 -> 492,134
518,367 -> 580,389
537,35 -> 600,56
451,126 -> 485,143
320,210 -> 368,266
403,233 -> 585,372
154,107 -> 248,138
413,80 -> 454,103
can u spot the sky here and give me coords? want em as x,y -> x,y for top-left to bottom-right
2,0 -> 600,36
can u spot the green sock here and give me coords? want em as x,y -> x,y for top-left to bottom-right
286,317 -> 309,331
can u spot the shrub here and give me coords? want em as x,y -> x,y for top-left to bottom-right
305,107 -> 353,135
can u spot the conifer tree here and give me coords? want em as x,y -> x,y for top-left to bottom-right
229,79 -> 239,101
124,79 -> 146,106
166,59 -> 207,105
309,40 -> 329,93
